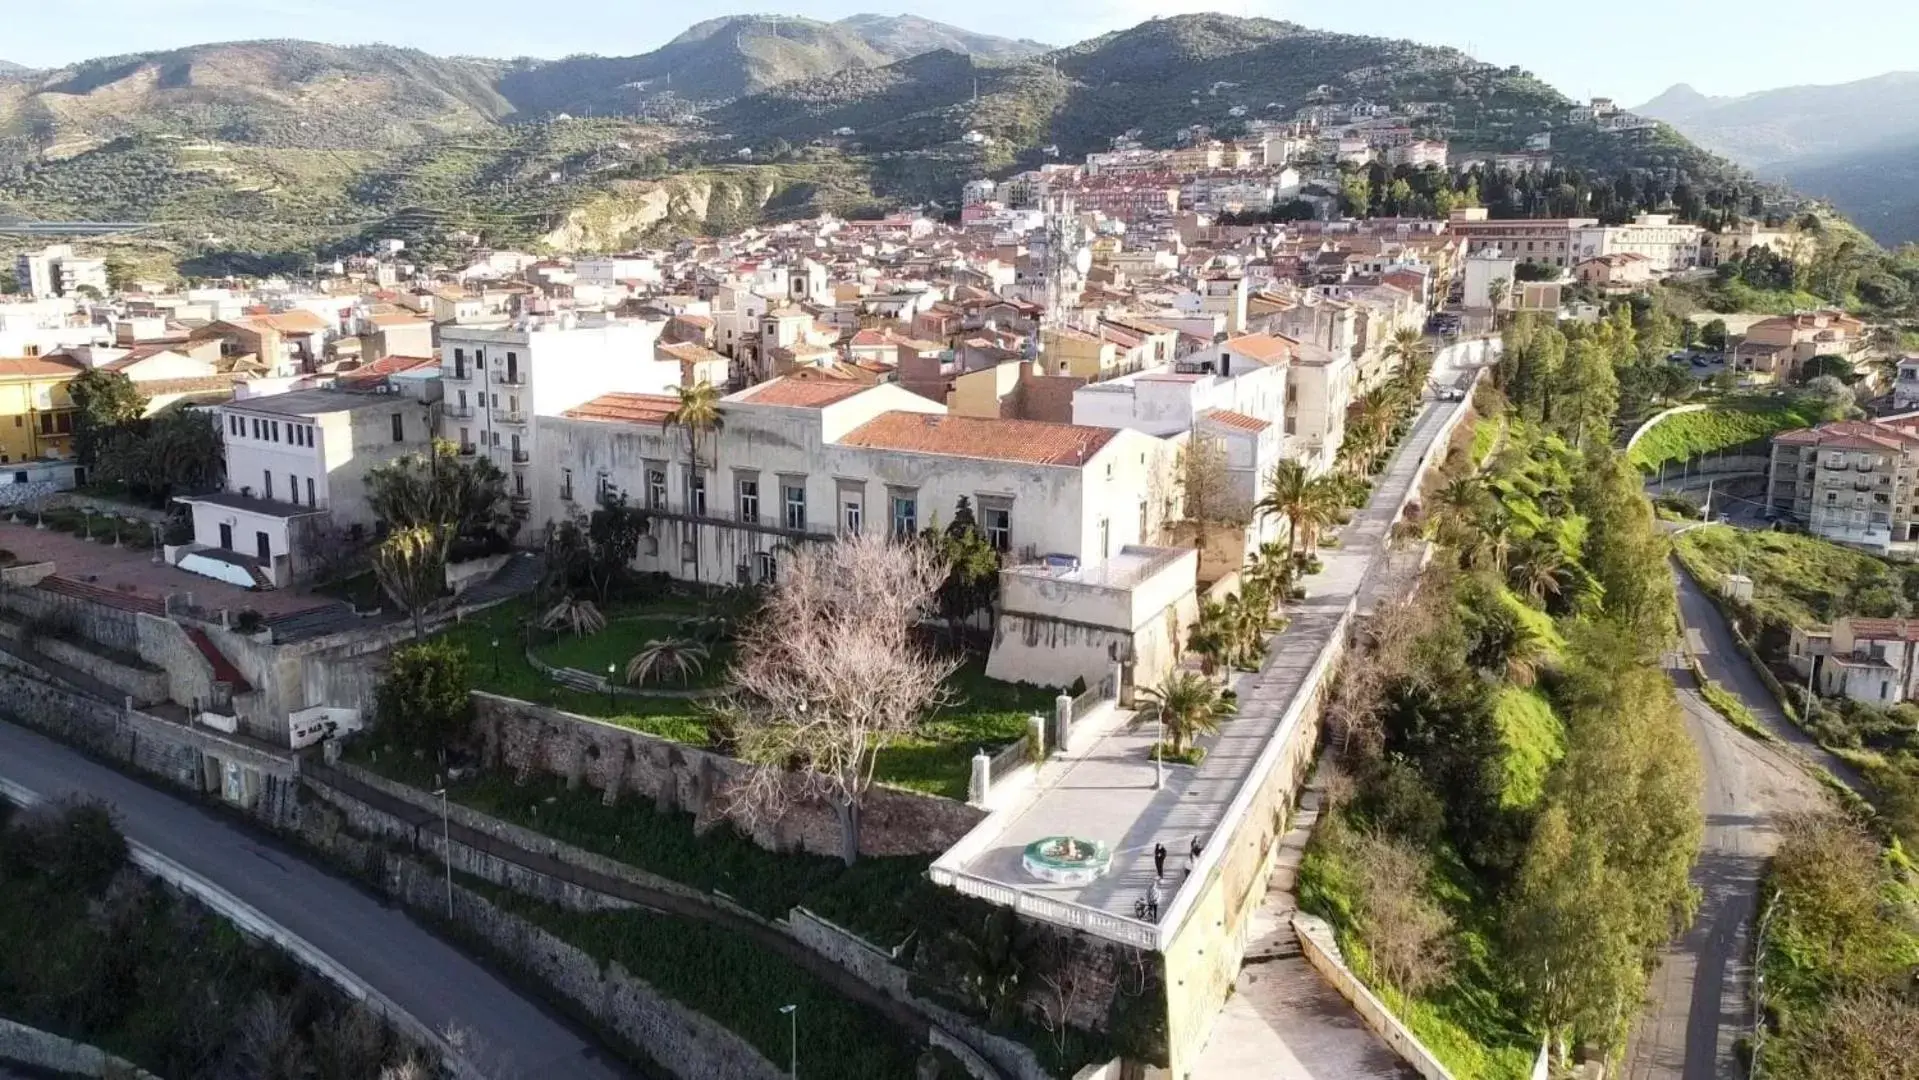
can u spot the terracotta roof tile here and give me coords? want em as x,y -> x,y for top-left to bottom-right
839,411 -> 1118,467
563,392 -> 680,425
731,378 -> 870,409
0,354 -> 84,379
1222,333 -> 1295,365
1204,409 -> 1271,432
1844,618 -> 1919,642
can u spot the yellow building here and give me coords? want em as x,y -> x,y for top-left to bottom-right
0,355 -> 83,464
1042,326 -> 1119,381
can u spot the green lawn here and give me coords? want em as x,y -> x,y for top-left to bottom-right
1627,396 -> 1824,472
467,878 -> 927,1080
422,598 -> 1052,797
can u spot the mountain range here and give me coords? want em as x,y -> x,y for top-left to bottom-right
0,13 -> 1752,274
1637,73 -> 1919,245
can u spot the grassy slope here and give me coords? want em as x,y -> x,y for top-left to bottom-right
1628,396 -> 1824,472
1673,525 -> 1892,632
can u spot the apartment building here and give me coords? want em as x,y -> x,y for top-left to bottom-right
1767,418 -> 1919,553
175,386 -> 434,587
1447,208 -> 1599,268
441,317 -> 671,515
14,245 -> 107,299
1895,357 -> 1919,411
1734,310 -> 1866,382
1704,221 -> 1814,267
1569,214 -> 1704,274
532,378 -> 1189,688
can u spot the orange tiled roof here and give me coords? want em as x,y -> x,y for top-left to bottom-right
563,392 -> 680,425
732,378 -> 870,409
1205,409 -> 1271,433
337,354 -> 440,384
0,354 -> 84,379
1222,333 -> 1295,365
839,411 -> 1118,467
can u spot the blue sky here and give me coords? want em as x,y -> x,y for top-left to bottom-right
13,0 -> 1918,105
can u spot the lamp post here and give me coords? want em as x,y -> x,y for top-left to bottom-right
491,637 -> 500,679
430,787 -> 453,918
1154,711 -> 1164,790
778,1004 -> 797,1078
607,663 -> 617,710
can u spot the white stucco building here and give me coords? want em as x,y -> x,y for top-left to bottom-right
530,378 -> 1194,688
441,316 -> 671,514
173,387 -> 434,587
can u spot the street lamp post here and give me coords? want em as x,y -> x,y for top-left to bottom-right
778,1004 -> 797,1078
1154,712 -> 1164,790
607,663 -> 617,710
491,637 -> 500,678
430,787 -> 453,917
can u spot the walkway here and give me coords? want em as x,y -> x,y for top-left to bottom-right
1618,648 -> 1825,1079
0,719 -> 630,1080
1193,788 -> 1415,1079
952,345 -> 1478,924
0,521 -> 331,618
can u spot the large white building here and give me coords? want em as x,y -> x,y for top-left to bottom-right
1569,214 -> 1704,274
14,245 -> 107,299
440,316 -> 671,514
173,387 -> 435,588
531,378 -> 1195,688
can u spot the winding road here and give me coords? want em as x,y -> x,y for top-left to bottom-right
1618,568 -> 1828,1080
0,719 -> 630,1080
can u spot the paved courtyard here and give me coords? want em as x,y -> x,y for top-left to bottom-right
0,520 -> 332,617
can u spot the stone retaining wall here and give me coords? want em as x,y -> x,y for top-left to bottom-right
0,1017 -> 162,1079
32,634 -> 169,705
1293,913 -> 1455,1080
472,691 -> 983,859
384,855 -> 785,1080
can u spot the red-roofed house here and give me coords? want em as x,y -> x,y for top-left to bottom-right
1815,616 -> 1919,705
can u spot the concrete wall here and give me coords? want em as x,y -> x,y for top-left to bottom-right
32,634 -> 168,704
0,1018 -> 162,1080
0,582 -> 140,654
136,612 -> 220,714
384,856 -> 785,1080
472,692 -> 984,859
1293,913 -> 1456,1080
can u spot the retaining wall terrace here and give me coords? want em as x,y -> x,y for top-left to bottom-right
472,691 -> 984,859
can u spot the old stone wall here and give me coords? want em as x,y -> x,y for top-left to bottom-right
0,583 -> 141,654
384,856 -> 785,1080
30,635 -> 168,705
135,612 -> 220,714
0,1018 -> 162,1080
472,692 -> 983,859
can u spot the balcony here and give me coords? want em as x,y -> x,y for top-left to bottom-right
444,404 -> 474,420
634,503 -> 832,542
510,449 -> 531,465
495,408 -> 528,425
492,369 -> 526,386
456,443 -> 478,458
446,367 -> 475,382
510,492 -> 532,507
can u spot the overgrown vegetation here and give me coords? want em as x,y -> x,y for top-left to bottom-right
1628,395 -> 1828,473
1299,312 -> 1704,1077
0,798 -> 430,1079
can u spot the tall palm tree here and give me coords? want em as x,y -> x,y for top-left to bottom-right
1486,278 -> 1510,324
667,381 -> 724,586
1134,671 -> 1237,756
1256,460 -> 1341,555
1383,327 -> 1432,378
1187,601 -> 1234,678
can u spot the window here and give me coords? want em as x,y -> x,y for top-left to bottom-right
738,477 -> 760,522
983,505 -> 1011,551
270,420 -> 280,442
891,494 -> 918,538
1098,517 -> 1111,559
842,498 -> 862,535
597,473 -> 614,504
306,477 -> 315,506
690,473 -> 707,516
561,468 -> 574,501
647,468 -> 668,510
391,413 -> 405,442
263,470 -> 274,500
453,348 -> 466,378
288,474 -> 297,504
756,551 -> 777,583
252,418 -> 262,439
783,483 -> 807,532
458,389 -> 468,410
1138,501 -> 1150,542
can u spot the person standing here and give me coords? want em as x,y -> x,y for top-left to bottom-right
1152,842 -> 1167,880
1146,881 -> 1162,921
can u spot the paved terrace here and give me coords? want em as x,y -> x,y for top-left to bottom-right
939,344 -> 1483,941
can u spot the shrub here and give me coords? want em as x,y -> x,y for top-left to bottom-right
375,639 -> 473,751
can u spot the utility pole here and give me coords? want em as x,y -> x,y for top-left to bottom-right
1704,477 -> 1714,522
778,1004 -> 797,1078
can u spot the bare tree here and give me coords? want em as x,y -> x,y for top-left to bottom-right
1033,932 -> 1091,1060
726,533 -> 959,864
1347,828 -> 1453,995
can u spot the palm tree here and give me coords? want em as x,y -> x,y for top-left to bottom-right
1486,278 -> 1510,324
1383,327 -> 1432,379
1134,671 -> 1237,756
1508,538 -> 1574,605
538,595 -> 606,637
1462,515 -> 1514,574
667,381 -> 724,585
1186,601 -> 1234,678
625,637 -> 711,686
1336,424 -> 1382,476
1256,460 -> 1341,555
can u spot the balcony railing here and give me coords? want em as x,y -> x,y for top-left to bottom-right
495,408 -> 528,425
444,405 -> 474,420
492,369 -> 526,385
510,449 -> 531,465
456,443 -> 478,458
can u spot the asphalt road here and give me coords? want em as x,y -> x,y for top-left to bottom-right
0,720 -> 630,1080
1618,573 -> 1827,1080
